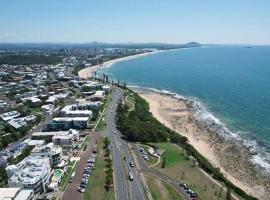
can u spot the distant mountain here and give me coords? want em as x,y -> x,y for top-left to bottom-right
183,42 -> 201,47
0,42 -> 202,50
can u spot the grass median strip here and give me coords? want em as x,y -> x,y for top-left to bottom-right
145,174 -> 183,200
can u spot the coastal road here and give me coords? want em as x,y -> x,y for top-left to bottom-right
104,87 -> 146,200
105,87 -> 191,200
62,133 -> 98,200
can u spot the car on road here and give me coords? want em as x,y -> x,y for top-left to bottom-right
113,131 -> 117,134
128,172 -> 134,181
69,172 -> 76,183
118,142 -> 121,146
129,161 -> 135,167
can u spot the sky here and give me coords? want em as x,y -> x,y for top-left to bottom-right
0,0 -> 270,44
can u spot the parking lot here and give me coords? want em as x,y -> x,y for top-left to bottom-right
62,133 -> 98,200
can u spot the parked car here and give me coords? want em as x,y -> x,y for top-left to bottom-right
77,187 -> 85,193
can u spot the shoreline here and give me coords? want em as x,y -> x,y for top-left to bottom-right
78,50 -> 162,79
133,87 -> 270,200
77,48 -> 270,199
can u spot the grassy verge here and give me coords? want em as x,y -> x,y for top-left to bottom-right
145,174 -> 183,200
93,92 -> 112,131
59,161 -> 76,189
95,118 -> 105,131
84,137 -> 115,200
154,142 -> 231,200
60,166 -> 73,188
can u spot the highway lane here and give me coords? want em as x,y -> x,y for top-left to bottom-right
104,87 -> 146,200
104,88 -> 130,200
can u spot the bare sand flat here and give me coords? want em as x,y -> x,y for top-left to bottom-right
137,89 -> 270,199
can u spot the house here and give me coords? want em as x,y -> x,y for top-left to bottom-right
41,104 -> 54,115
102,85 -> 110,94
46,93 -> 69,104
0,100 -> 10,113
90,90 -> 105,101
0,111 -> 20,121
8,115 -> 36,129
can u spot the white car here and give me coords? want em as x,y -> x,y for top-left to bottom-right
118,142 -> 121,146
77,187 -> 85,193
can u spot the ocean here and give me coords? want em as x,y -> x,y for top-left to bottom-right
97,45 -> 270,172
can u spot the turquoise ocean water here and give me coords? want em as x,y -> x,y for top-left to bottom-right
97,45 -> 270,172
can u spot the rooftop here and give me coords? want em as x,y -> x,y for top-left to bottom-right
32,129 -> 79,137
0,187 -> 20,200
7,156 -> 51,185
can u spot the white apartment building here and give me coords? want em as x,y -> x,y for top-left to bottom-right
61,105 -> 92,118
6,156 -> 51,194
45,117 -> 89,130
31,143 -> 63,167
32,129 -> 79,146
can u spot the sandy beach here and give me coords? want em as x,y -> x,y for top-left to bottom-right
78,51 -> 160,79
135,89 -> 270,200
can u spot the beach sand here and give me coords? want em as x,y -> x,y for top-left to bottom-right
136,89 -> 270,200
78,51 -> 159,79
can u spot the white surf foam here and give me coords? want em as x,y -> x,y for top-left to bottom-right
128,85 -> 270,174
